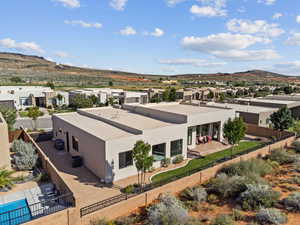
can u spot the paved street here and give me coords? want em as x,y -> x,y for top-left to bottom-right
14,116 -> 53,131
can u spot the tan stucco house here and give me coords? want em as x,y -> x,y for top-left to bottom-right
52,103 -> 235,183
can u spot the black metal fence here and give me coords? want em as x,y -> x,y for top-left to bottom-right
80,133 -> 295,217
0,193 -> 74,225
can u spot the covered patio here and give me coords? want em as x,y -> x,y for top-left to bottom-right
188,140 -> 231,158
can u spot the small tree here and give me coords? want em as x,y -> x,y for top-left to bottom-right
132,140 -> 154,188
88,95 -> 99,105
46,81 -> 55,89
108,81 -> 114,86
10,76 -> 23,83
207,91 -> 215,100
169,87 -> 177,102
28,107 -> 43,130
223,117 -> 246,157
71,94 -> 93,109
289,120 -> 300,136
0,106 -> 17,131
270,107 -> 293,138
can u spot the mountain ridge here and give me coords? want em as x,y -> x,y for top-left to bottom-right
0,52 -> 298,85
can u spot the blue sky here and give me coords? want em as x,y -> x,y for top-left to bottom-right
1,0 -> 300,75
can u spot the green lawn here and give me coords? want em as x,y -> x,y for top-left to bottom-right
151,141 -> 262,183
19,111 -> 28,117
48,108 -> 75,115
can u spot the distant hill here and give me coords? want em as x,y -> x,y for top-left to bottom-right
0,52 -> 298,86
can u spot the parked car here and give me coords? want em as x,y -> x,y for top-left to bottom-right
54,139 -> 64,151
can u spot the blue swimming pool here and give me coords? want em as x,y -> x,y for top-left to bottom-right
0,199 -> 32,225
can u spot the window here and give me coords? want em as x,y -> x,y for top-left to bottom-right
72,136 -> 79,151
171,139 -> 183,157
119,151 -> 133,169
188,127 -> 193,145
152,143 -> 166,161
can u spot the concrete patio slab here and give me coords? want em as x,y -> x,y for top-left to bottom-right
37,141 -> 123,207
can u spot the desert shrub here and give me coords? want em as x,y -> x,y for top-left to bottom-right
180,187 -> 207,203
147,193 -> 189,225
292,141 -> 300,153
161,158 -> 171,167
206,173 -> 250,199
12,140 -> 38,171
287,176 -> 300,185
11,139 -> 26,153
89,218 -> 113,225
219,158 -> 273,177
232,208 -> 244,221
210,214 -> 234,225
239,184 -> 280,210
185,217 -> 203,225
114,216 -> 136,225
256,208 -> 287,225
283,192 -> 300,212
121,184 -> 140,194
207,194 -> 218,204
268,149 -> 296,165
173,155 -> 184,164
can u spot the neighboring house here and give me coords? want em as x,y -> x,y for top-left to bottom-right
234,97 -> 300,119
53,91 -> 69,107
207,102 -> 278,127
0,86 -> 60,110
176,89 -> 193,101
0,112 -> 11,169
52,103 -> 235,182
69,88 -> 148,105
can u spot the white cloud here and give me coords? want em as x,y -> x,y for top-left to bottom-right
0,38 -> 44,53
272,13 -> 283,19
110,0 -> 128,11
158,58 -> 226,67
54,51 -> 69,58
166,0 -> 187,7
54,0 -> 80,8
258,0 -> 276,5
182,33 -> 270,53
64,20 -> 102,28
191,0 -> 227,17
190,5 -> 226,17
144,28 -> 165,37
273,61 -> 300,75
226,19 -> 284,37
297,15 -> 300,23
213,49 -> 279,61
286,33 -> 300,46
181,33 -> 276,61
120,26 -> 137,36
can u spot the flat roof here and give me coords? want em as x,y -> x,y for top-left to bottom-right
236,98 -> 296,105
55,112 -> 134,141
144,103 -> 230,116
80,107 -> 175,130
207,102 -> 278,113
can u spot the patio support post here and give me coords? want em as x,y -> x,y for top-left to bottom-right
199,172 -> 202,183
145,193 -> 148,206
